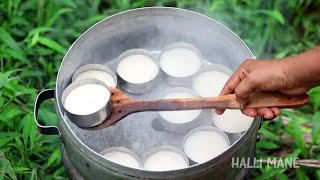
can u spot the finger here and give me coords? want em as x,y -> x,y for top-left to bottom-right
234,75 -> 259,106
242,108 -> 258,117
216,70 -> 245,115
216,66 -> 247,115
270,107 -> 280,116
257,108 -> 274,119
219,76 -> 239,96
215,109 -> 225,115
217,60 -> 253,114
216,71 -> 244,115
219,63 -> 249,96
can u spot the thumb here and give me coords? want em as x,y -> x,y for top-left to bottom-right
234,76 -> 259,107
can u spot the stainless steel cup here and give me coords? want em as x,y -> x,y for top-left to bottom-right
61,79 -> 111,127
100,147 -> 142,169
72,64 -> 117,87
116,49 -> 160,94
192,64 -> 233,97
160,42 -> 202,86
183,126 -> 230,165
212,109 -> 254,133
157,87 -> 204,134
142,146 -> 189,171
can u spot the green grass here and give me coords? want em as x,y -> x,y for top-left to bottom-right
0,0 -> 319,179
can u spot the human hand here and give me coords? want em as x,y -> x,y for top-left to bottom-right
215,58 -> 309,119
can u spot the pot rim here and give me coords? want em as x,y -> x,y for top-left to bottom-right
55,7 -> 257,177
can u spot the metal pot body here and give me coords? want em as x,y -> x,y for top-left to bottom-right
59,117 -> 260,179
34,7 -> 260,180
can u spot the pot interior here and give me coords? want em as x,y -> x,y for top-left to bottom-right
56,8 -> 254,168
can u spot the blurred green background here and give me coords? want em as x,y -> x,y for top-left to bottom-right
0,0 -> 319,179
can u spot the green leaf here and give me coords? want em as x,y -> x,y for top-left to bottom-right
14,137 -> 24,151
209,1 -> 225,13
29,115 -> 37,151
0,152 -> 17,180
0,69 -> 20,89
45,8 -> 73,27
23,113 -> 33,148
256,168 -> 285,180
12,167 -> 30,174
0,27 -> 22,52
46,148 -> 61,168
85,15 -> 107,25
0,105 -> 24,128
259,128 -> 278,141
275,49 -> 289,59
316,170 -> 320,180
283,112 -> 306,150
312,112 -> 320,144
10,16 -> 29,26
256,140 -> 279,149
30,31 -> 39,47
297,168 -> 309,180
30,168 -> 37,180
57,0 -> 77,8
27,27 -> 54,37
286,149 -> 302,158
259,10 -> 285,25
308,86 -> 320,111
0,132 -> 22,139
38,37 -> 66,54
0,138 -> 12,148
277,173 -> 289,180
53,166 -> 66,177
3,48 -> 29,65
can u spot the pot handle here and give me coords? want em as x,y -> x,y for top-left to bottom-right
34,89 -> 61,136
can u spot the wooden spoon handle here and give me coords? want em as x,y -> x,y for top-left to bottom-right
89,91 -> 309,130
128,92 -> 309,112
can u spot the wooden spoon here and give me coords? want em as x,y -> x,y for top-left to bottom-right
87,87 -> 309,130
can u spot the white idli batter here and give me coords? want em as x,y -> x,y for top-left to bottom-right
143,151 -> 188,171
159,92 -> 201,124
184,129 -> 229,163
193,70 -> 230,97
103,151 -> 140,169
117,54 -> 159,84
64,84 -> 110,115
160,48 -> 201,77
75,70 -> 116,87
213,110 -> 253,133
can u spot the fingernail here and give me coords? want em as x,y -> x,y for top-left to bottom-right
215,109 -> 223,115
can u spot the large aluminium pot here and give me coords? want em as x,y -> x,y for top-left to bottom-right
34,7 -> 262,180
